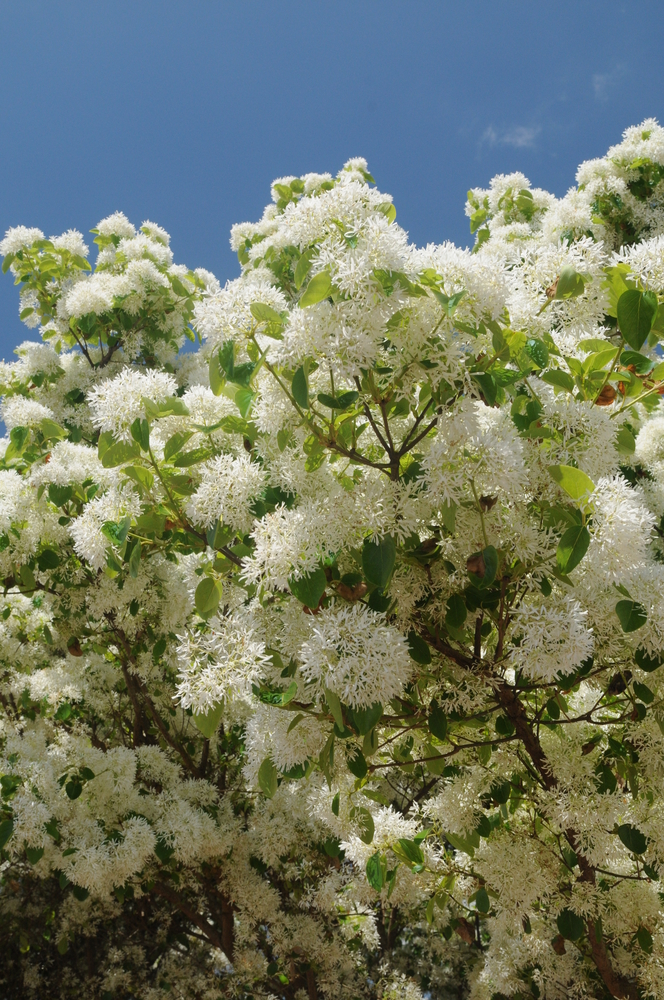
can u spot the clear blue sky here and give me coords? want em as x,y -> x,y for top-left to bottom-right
1,0 -> 662,360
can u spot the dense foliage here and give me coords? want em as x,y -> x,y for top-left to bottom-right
3,121 -> 664,1000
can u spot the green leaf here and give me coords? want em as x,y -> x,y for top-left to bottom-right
554,267 -> 586,300
428,701 -> 448,741
620,349 -> 655,374
276,681 -> 298,707
617,823 -> 647,854
557,908 -> 585,941
356,807 -> 374,844
123,466 -> 154,490
471,372 -> 496,406
466,545 -> 498,588
65,780 -> 82,800
441,499 -> 457,533
209,353 -> 225,396
475,887 -> 490,913
396,838 -> 424,865
294,249 -> 314,289
101,516 -> 131,546
288,567 -> 327,608
615,599 -> 647,633
192,702 -> 224,738
173,447 -> 213,467
258,758 -> 278,798
316,390 -> 359,410
548,465 -> 595,503
617,289 -> 657,351
144,397 -> 190,418
637,926 -> 653,954
525,338 -> 549,369
366,851 -> 384,891
195,577 -> 222,618
250,302 -> 283,325
379,202 -> 397,224
407,630 -> 431,664
362,535 -> 396,590
556,524 -> 590,574
97,430 -> 114,462
470,208 -> 487,234
583,347 -> 619,375
217,340 -> 235,380
635,649 -> 662,673
0,818 -> 13,850
130,418 -> 150,452
300,270 -> 332,307
324,688 -> 344,730
446,594 -> 467,629
347,702 -> 383,735
291,366 -> 309,408
48,484 -> 73,507
616,427 -> 636,455
25,846 -> 44,864
101,440 -> 141,468
37,549 -> 60,571
495,715 -> 515,736
234,388 -> 254,418
347,748 -> 368,779
633,681 -> 654,704
19,565 -> 36,591
128,539 -> 141,579
287,713 -> 305,734
40,418 -> 67,441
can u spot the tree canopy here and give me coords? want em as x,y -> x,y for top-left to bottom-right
3,122 -> 664,1000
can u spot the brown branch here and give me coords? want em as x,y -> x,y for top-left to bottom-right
396,397 -> 434,453
427,617 -> 638,999
151,881 -> 225,953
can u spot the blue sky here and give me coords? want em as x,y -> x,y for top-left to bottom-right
1,0 -> 662,360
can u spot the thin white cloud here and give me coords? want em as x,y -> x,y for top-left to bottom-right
592,64 -> 626,101
481,125 -> 541,150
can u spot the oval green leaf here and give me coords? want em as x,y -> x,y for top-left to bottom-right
407,630 -> 431,664
258,757 -> 278,798
525,338 -> 549,369
617,823 -> 647,855
555,267 -> 586,300
556,524 -> 590,575
347,747 -> 368,779
288,567 -> 327,609
445,594 -> 467,629
617,288 -> 657,351
292,366 -> 309,408
548,465 -> 595,503
299,270 -> 332,307
557,907 -> 585,941
615,599 -> 647,633
428,701 -> 448,742
366,851 -> 384,891
362,535 -> 396,590
195,577 -> 222,618
193,702 -> 224,738
101,440 -> 141,468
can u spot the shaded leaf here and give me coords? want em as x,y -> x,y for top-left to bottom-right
615,599 -> 647,633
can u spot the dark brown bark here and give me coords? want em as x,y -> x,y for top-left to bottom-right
151,882 -> 225,953
497,680 -> 637,999
306,968 -> 318,1000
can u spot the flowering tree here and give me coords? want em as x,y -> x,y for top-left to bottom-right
3,121 -> 664,1000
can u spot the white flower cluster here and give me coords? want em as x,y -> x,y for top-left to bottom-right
4,125 -> 664,1000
